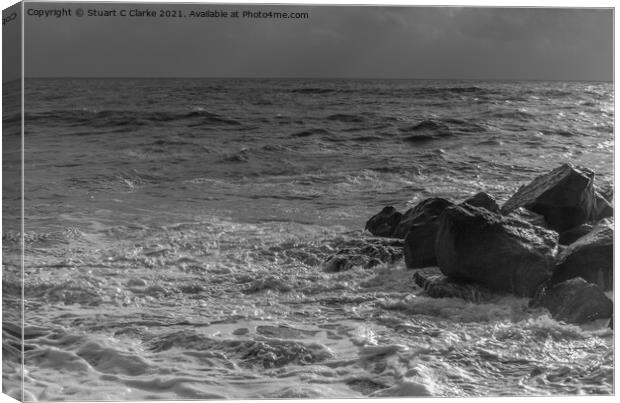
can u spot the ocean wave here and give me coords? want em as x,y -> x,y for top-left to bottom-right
291,128 -> 331,137
411,86 -> 500,98
326,113 -> 365,123
291,87 -> 336,94
540,129 -> 576,137
399,120 -> 453,142
146,329 -> 334,368
485,109 -> 537,121
2,112 -> 22,124
148,138 -> 198,147
524,88 -> 574,98
350,135 -> 386,143
23,109 -> 243,128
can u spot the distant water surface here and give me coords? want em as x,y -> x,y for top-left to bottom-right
2,78 -> 613,399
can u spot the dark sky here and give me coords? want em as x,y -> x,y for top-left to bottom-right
21,2 -> 613,81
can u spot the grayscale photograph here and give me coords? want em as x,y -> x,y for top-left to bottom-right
1,1 -> 614,400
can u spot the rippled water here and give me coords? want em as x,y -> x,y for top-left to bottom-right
2,78 -> 614,399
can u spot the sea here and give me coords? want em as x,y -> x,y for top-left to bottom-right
1,78 -> 614,400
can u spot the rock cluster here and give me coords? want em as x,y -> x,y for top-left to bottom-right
361,163 -> 613,325
501,164 -> 612,231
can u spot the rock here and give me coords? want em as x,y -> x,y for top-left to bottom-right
530,277 -> 613,324
596,182 -> 614,204
501,164 -> 610,232
323,238 -> 403,272
413,267 -> 494,302
593,191 -> 613,221
558,223 -> 593,245
365,206 -> 402,238
435,204 -> 558,297
551,220 -> 613,290
397,198 -> 454,269
394,198 -> 453,239
403,222 -> 441,269
507,207 -> 548,228
461,192 -> 500,213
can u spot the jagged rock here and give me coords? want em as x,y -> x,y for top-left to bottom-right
398,198 -> 454,269
413,267 -> 493,302
530,277 -> 613,324
323,238 -> 403,272
461,192 -> 500,214
436,204 -> 558,297
507,207 -> 548,228
394,197 -> 453,239
594,191 -> 613,221
501,164 -> 612,232
551,220 -> 613,290
596,182 -> 614,204
558,223 -> 593,245
365,206 -> 402,238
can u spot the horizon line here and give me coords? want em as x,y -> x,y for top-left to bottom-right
17,76 -> 614,83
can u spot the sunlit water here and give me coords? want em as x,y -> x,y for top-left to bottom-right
2,78 -> 614,399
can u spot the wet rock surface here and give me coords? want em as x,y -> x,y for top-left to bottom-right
593,191 -> 613,222
435,204 -> 558,297
507,207 -> 548,228
530,277 -> 613,324
461,192 -> 500,214
394,198 -> 453,239
551,220 -> 613,291
323,238 -> 404,272
403,223 -> 441,269
413,267 -> 494,303
558,223 -> 594,246
397,198 -> 454,269
365,206 -> 402,238
501,164 -> 611,232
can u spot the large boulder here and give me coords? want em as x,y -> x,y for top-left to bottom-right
365,206 -> 402,238
530,277 -> 613,324
435,204 -> 558,297
501,164 -> 612,232
461,192 -> 500,214
551,220 -> 613,290
394,197 -> 453,239
413,267 -> 494,302
399,198 -> 454,268
323,238 -> 403,272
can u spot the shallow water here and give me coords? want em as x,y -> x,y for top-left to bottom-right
2,78 -> 614,399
